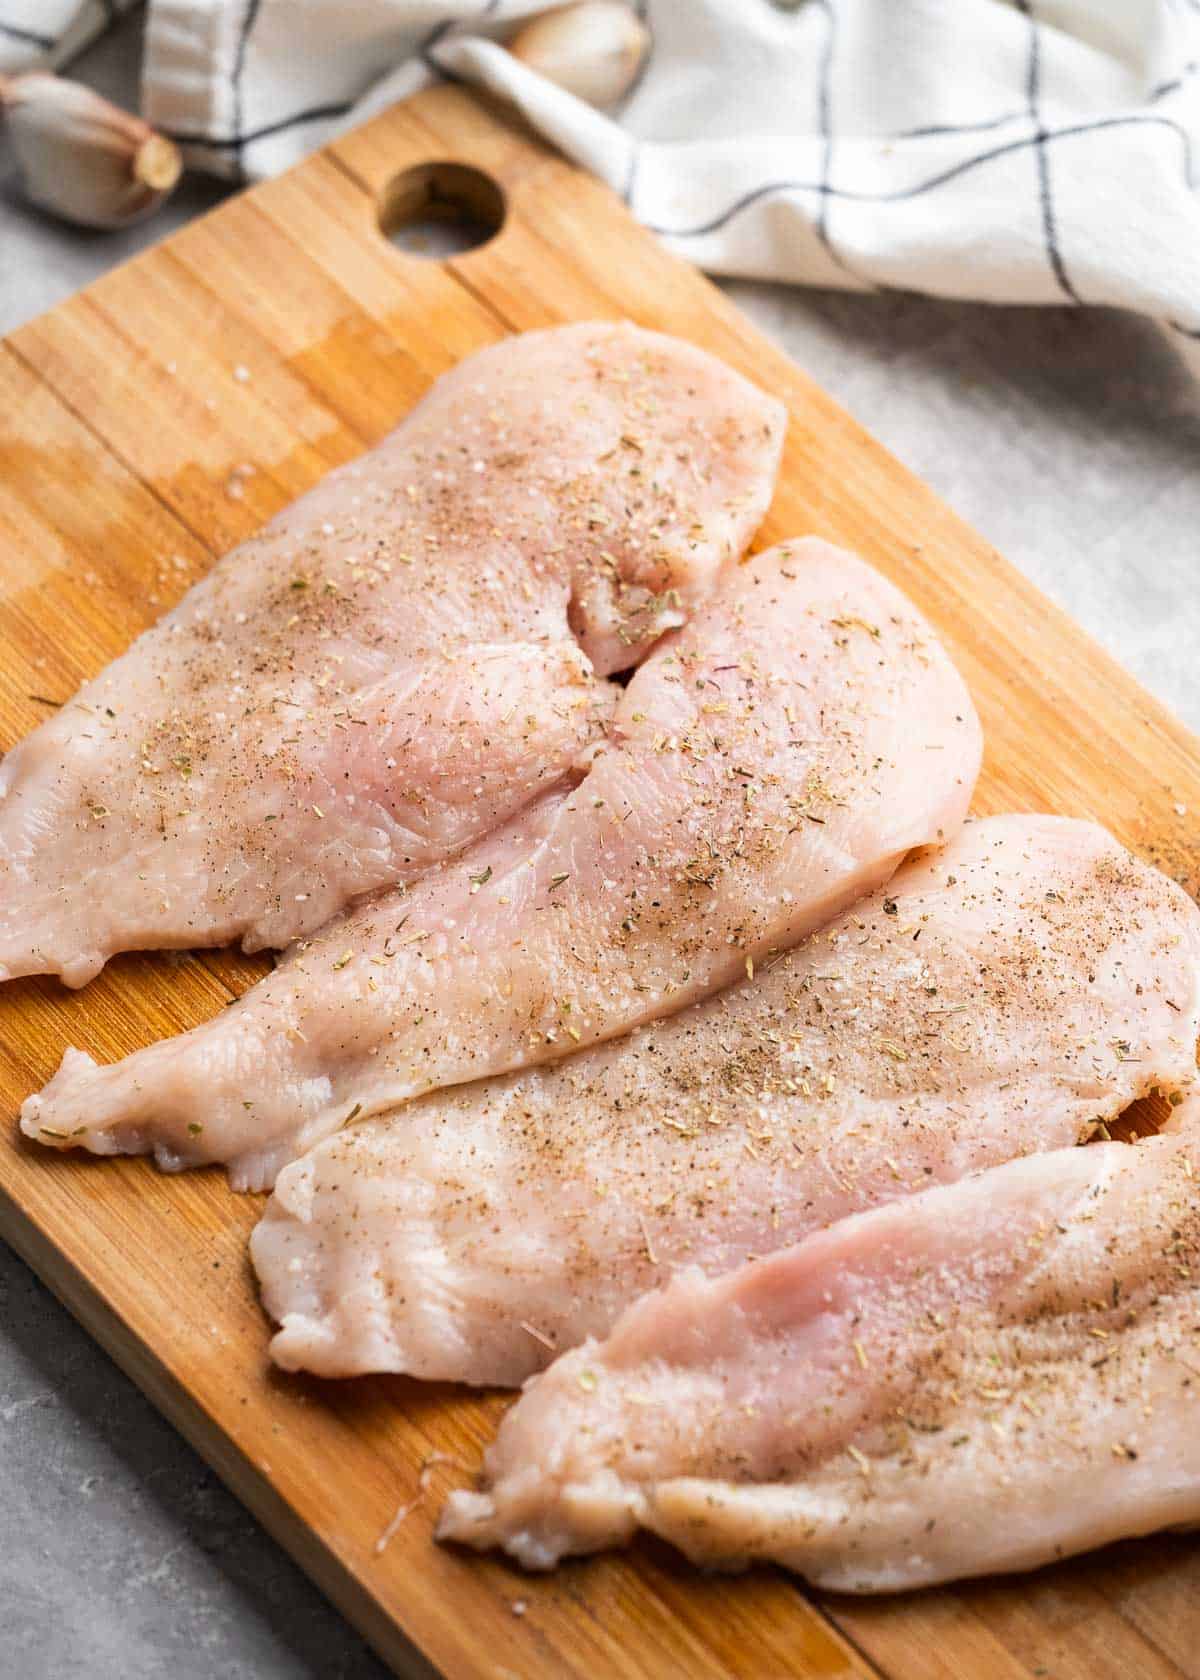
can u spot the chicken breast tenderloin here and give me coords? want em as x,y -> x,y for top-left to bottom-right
252,813 -> 1200,1384
438,1128 -> 1200,1589
0,322 -> 783,985
22,539 -> 981,1189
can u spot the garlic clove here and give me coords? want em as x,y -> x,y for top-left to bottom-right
0,72 -> 183,230
508,2 -> 650,109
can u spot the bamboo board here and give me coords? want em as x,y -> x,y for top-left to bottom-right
1,84 -> 1198,1680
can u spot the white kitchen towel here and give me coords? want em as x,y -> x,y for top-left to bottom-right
0,0 -> 140,71
3,1 -> 1199,367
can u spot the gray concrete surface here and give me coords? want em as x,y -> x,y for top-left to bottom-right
1,14 -> 1198,1680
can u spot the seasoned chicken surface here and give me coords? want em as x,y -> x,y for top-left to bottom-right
0,323 -> 783,985
22,540 -> 980,1189
439,1128 -> 1200,1588
252,814 -> 1200,1383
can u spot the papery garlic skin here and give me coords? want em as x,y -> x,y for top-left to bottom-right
509,2 -> 650,108
1,73 -> 182,229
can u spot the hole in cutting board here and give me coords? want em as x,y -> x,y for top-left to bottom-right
379,161 -> 506,259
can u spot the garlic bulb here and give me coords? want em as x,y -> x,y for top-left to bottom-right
0,73 -> 182,230
509,2 -> 650,108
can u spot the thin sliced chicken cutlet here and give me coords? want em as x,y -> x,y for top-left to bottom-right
438,1127 -> 1200,1588
0,322 -> 783,985
251,812 -> 1200,1384
22,539 -> 981,1190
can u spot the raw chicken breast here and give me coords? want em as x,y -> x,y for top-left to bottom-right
252,813 -> 1200,1383
0,323 -> 784,985
22,540 -> 981,1189
439,1128 -> 1200,1588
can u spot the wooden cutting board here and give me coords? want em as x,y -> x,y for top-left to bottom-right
1,83 -> 1198,1680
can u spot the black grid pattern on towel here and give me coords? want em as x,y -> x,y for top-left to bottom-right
0,19 -> 55,48
1018,0 -> 1081,303
189,0 -> 501,169
0,0 -> 134,62
231,0 -> 264,179
638,113 -> 1197,238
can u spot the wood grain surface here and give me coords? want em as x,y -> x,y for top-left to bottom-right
1,84 -> 1197,1680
